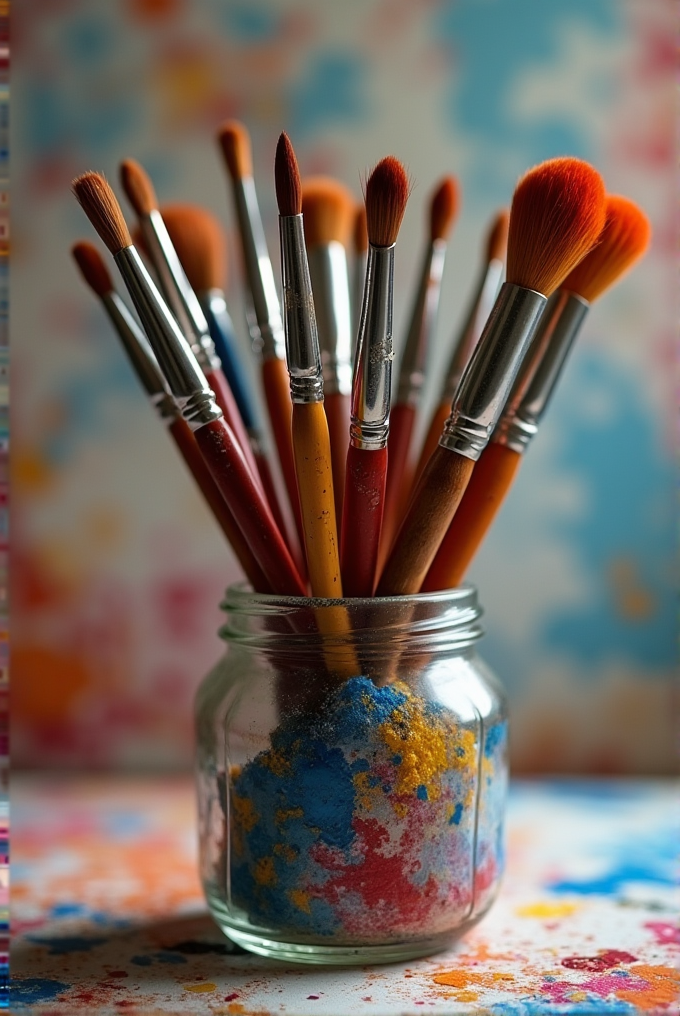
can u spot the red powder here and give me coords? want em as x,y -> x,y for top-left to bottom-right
562,950 -> 638,972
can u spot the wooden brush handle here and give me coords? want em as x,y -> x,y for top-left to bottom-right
376,444 -> 476,596
423,441 -> 522,591
323,391 -> 350,520
291,401 -> 341,598
261,355 -> 305,551
380,402 -> 416,566
195,417 -> 306,596
205,367 -> 261,488
415,400 -> 451,485
168,417 -> 271,592
341,443 -> 388,597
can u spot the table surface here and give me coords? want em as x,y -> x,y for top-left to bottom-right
10,775 -> 679,1015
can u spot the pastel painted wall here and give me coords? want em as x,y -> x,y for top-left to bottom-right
13,0 -> 677,771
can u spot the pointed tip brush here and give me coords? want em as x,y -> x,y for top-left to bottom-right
377,156 -> 606,596
351,202 -> 369,356
340,155 -> 410,597
424,193 -> 651,592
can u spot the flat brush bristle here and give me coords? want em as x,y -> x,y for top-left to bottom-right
72,172 -> 132,255
275,132 -> 302,217
353,204 -> 368,254
429,175 -> 459,242
486,208 -> 510,263
71,240 -> 114,297
507,157 -> 606,296
120,158 -> 158,218
160,203 -> 227,292
216,119 -> 252,180
301,176 -> 354,248
365,156 -> 410,248
562,194 -> 651,303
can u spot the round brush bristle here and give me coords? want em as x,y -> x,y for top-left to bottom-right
301,176 -> 354,248
507,157 -> 606,296
216,119 -> 253,180
562,194 -> 651,303
274,132 -> 302,217
71,241 -> 114,298
353,204 -> 368,254
364,156 -> 410,248
429,175 -> 460,242
485,208 -> 510,263
119,158 -> 158,218
159,204 -> 227,293
72,172 -> 133,255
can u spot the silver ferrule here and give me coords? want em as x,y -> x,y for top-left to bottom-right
350,243 -> 395,450
279,214 -> 323,404
498,290 -> 589,453
114,246 -> 222,430
352,250 -> 368,364
439,282 -> 546,460
102,291 -> 167,399
307,242 -> 352,396
396,239 -> 447,406
233,175 -> 285,361
442,256 -> 504,404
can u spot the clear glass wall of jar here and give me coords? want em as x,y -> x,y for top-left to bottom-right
195,585 -> 508,964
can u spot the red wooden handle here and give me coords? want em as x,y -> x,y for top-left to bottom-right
380,402 -> 417,564
206,367 -> 261,489
341,443 -> 388,597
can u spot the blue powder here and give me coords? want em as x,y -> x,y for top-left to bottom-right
450,803 -> 464,825
10,978 -> 70,1006
484,721 -> 507,757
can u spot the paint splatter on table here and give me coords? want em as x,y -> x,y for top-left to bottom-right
11,776 -> 679,1014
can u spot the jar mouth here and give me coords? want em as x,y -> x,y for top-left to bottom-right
221,581 -> 479,612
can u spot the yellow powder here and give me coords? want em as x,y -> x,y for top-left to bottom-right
253,856 -> 276,886
232,794 -> 258,833
380,703 -> 448,798
289,888 -> 312,913
516,902 -> 579,918
273,842 -> 298,862
183,983 -> 217,993
275,806 -> 304,825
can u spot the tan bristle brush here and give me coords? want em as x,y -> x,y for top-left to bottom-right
72,172 -> 305,597
379,174 -> 460,568
377,156 -> 606,596
351,203 -> 368,356
71,239 -> 271,593
423,193 -> 651,591
301,175 -> 355,519
416,208 -> 509,480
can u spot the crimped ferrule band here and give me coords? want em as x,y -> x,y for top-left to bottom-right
350,243 -> 394,450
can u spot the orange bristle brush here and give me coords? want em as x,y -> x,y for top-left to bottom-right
351,202 -> 369,355
380,174 -> 459,568
377,156 -> 606,596
423,193 -> 651,591
340,156 -> 410,597
72,172 -> 306,597
301,176 -> 355,520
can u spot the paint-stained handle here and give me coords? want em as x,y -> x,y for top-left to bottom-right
423,441 -> 522,591
323,390 -> 351,519
341,443 -> 388,597
376,444 -> 476,596
261,355 -> 305,550
205,367 -> 261,488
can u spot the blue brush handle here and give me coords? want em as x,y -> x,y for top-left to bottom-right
202,292 -> 259,431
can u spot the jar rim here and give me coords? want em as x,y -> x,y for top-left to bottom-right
221,581 -> 479,612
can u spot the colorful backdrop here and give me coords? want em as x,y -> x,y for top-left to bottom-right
12,0 -> 677,771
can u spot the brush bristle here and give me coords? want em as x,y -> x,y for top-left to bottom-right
429,175 -> 460,242
301,177 -> 354,248
72,172 -> 133,255
216,119 -> 253,180
119,158 -> 158,218
364,156 -> 410,248
159,203 -> 227,292
353,204 -> 368,254
562,194 -> 651,303
274,132 -> 302,217
507,157 -> 606,296
485,208 -> 510,263
71,240 -> 114,298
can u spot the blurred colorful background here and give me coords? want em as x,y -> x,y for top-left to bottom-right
12,0 -> 677,772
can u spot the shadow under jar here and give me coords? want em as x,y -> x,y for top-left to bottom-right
195,585 -> 508,965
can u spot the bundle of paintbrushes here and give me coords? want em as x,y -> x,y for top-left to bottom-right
71,125 -> 650,601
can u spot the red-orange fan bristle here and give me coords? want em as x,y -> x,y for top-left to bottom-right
364,156 -> 411,248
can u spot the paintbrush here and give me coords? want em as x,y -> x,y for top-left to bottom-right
423,193 -> 651,591
340,156 -> 410,597
71,240 -> 271,592
351,203 -> 368,360
301,176 -> 354,520
415,208 -> 509,480
119,159 -> 261,490
275,132 -> 342,598
72,172 -> 306,597
216,120 -> 305,553
377,157 -> 607,595
156,203 -> 291,543
380,175 -> 459,565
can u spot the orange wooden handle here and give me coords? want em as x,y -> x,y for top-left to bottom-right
261,356 -> 305,551
423,442 -> 522,591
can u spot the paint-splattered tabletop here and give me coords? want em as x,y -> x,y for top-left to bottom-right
11,776 -> 679,1015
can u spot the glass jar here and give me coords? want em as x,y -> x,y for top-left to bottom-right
195,584 -> 508,965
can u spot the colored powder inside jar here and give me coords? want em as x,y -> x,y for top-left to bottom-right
229,676 -> 505,942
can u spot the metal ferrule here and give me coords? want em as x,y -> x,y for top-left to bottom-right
234,176 -> 286,360
498,291 -> 589,453
114,246 -> 222,431
396,238 -> 446,406
439,282 -> 546,460
307,242 -> 352,396
442,256 -> 504,403
350,243 -> 394,451
352,250 -> 368,363
279,214 -> 323,404
102,291 -> 167,398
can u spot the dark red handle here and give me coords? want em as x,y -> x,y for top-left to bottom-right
340,443 -> 388,597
